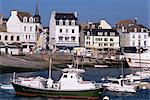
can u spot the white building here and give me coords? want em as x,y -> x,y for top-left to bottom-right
0,9 -> 41,53
84,29 -> 120,52
116,19 -> 150,48
121,32 -> 149,48
49,11 -> 79,51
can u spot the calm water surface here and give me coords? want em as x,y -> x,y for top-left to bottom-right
0,67 -> 150,100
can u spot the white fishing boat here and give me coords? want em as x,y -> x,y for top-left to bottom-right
11,59 -> 103,99
102,77 -> 137,93
124,48 -> 150,68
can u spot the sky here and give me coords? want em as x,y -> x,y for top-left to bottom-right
0,0 -> 150,27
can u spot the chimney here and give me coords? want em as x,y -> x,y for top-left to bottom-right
74,11 -> 77,17
11,10 -> 17,16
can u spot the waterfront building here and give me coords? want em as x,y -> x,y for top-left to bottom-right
49,11 -> 79,51
0,2 -> 42,54
84,29 -> 120,52
116,19 -> 150,49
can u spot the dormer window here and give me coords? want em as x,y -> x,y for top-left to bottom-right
66,20 -> 69,26
29,17 -> 33,23
87,31 -> 90,35
104,32 -> 108,36
71,20 -> 75,26
23,17 -> 27,22
59,19 -> 63,25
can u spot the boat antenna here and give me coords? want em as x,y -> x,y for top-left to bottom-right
49,58 -> 52,79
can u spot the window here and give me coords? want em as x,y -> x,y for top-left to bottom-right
110,38 -> 113,41
69,21 -> 71,25
29,35 -> 30,40
104,38 -> 108,41
72,20 -> 75,25
95,38 -> 102,41
5,35 -> 8,41
99,43 -> 103,47
66,29 -> 68,33
24,26 -> 26,31
66,20 -> 69,25
59,19 -> 63,25
23,17 -> 27,22
0,35 -> 1,40
58,36 -> 63,42
86,41 -> 90,45
104,32 -> 108,36
65,37 -> 69,42
98,32 -> 103,36
30,27 -> 32,32
132,34 -> 135,38
63,20 -> 65,25
110,43 -> 114,47
72,29 -> 74,33
144,41 -> 147,46
60,29 -> 62,33
71,37 -> 75,42
11,36 -> 14,41
56,20 -> 59,25
132,41 -> 135,46
87,31 -> 90,35
138,34 -> 141,38
17,36 -> 20,41
29,17 -> 33,23
26,35 -> 28,39
86,36 -> 90,40
63,75 -> 67,78
144,35 -> 147,39
110,32 -> 115,36
104,43 -> 108,46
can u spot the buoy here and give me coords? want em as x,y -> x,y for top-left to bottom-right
103,96 -> 109,100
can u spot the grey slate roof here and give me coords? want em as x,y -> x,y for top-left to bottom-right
55,13 -> 78,20
17,11 -> 32,22
84,29 -> 119,36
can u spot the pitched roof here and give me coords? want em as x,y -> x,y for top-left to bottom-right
84,29 -> 119,36
17,11 -> 32,22
55,13 -> 78,20
116,20 -> 135,25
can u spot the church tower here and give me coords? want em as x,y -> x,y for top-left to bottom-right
33,0 -> 41,23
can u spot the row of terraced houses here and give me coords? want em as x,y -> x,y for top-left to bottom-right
0,4 -> 150,55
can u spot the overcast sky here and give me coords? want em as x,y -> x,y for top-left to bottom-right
1,0 -> 150,27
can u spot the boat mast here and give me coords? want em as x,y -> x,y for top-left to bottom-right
49,58 -> 52,79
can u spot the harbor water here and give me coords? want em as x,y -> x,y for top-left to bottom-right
0,67 -> 150,100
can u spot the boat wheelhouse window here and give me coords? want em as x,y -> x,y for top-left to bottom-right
112,81 -> 119,84
63,75 -> 67,78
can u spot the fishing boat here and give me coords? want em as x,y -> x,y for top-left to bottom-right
124,48 -> 150,68
101,77 -> 137,93
11,59 -> 103,99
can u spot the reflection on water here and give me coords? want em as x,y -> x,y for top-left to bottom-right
0,68 -> 149,100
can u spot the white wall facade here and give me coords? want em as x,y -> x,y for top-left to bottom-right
4,10 -> 41,53
121,32 -> 149,48
49,11 -> 79,50
85,35 -> 119,49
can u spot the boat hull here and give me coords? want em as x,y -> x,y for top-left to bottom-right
12,82 -> 102,99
